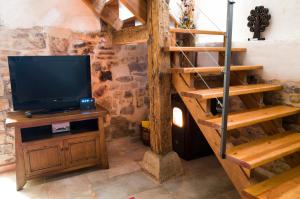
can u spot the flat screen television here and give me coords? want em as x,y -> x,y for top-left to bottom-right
8,56 -> 92,112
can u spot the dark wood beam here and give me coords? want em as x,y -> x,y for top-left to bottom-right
112,25 -> 148,45
82,0 -> 105,14
92,0 -> 106,13
82,0 -> 123,30
120,0 -> 147,24
101,0 -> 123,30
140,0 -> 183,183
147,0 -> 172,154
105,0 -> 117,6
122,16 -> 136,28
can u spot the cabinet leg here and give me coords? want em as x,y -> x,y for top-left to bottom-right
16,149 -> 27,191
98,116 -> 109,169
15,127 -> 27,191
16,175 -> 26,191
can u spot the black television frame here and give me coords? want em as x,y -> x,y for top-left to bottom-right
8,55 -> 92,112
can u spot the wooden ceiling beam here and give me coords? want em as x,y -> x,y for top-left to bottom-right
122,16 -> 136,28
82,0 -> 123,30
105,0 -> 117,6
112,25 -> 148,45
119,0 -> 147,24
82,0 -> 106,14
101,0 -> 123,30
92,0 -> 106,13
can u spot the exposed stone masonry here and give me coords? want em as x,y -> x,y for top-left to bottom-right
228,74 -> 300,174
247,75 -> 300,131
0,26 -> 149,166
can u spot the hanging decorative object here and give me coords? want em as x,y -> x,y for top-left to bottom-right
179,0 -> 196,29
247,6 -> 271,40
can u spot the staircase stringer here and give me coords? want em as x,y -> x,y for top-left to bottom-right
173,73 -> 252,197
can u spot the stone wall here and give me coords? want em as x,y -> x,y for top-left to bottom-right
0,25 -> 149,166
227,74 -> 300,175
245,74 -> 300,131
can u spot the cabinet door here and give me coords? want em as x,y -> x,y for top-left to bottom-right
23,140 -> 65,177
64,133 -> 100,168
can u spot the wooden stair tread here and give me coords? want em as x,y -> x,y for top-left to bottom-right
169,28 -> 225,35
227,132 -> 300,169
166,46 -> 247,52
181,84 -> 282,100
200,106 -> 300,131
243,165 -> 300,199
169,65 -> 263,73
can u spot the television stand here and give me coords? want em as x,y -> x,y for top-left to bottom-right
6,106 -> 109,191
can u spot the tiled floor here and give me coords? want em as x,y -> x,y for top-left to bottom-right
0,137 -> 240,199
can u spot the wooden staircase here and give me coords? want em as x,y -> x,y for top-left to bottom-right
169,65 -> 263,74
227,132 -> 300,170
199,106 -> 300,131
181,84 -> 282,100
166,46 -> 247,52
244,165 -> 300,199
169,28 -> 300,198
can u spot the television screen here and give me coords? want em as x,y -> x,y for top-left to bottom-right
8,56 -> 92,111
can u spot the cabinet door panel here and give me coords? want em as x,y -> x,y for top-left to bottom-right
64,134 -> 100,168
23,140 -> 64,177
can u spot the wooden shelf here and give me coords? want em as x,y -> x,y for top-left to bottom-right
21,119 -> 99,143
227,132 -> 300,169
168,65 -> 263,74
243,165 -> 300,199
181,84 -> 282,100
165,46 -> 247,52
169,28 -> 225,35
6,107 -> 107,128
199,106 -> 300,131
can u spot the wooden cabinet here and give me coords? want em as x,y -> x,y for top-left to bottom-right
64,134 -> 100,168
22,132 -> 101,178
23,140 -> 65,177
6,107 -> 109,190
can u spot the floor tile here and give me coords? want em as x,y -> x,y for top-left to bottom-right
129,187 -> 174,199
92,171 -> 159,199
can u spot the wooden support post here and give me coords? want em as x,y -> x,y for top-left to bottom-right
219,52 -> 225,66
170,33 -> 180,68
141,0 -> 183,182
182,34 -> 197,68
171,33 -> 176,46
147,0 -> 172,155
